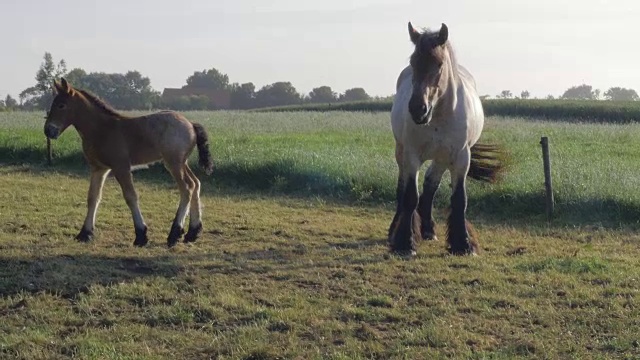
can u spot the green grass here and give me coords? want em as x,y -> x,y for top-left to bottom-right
3,110 -> 640,228
257,99 -> 640,123
1,111 -> 640,358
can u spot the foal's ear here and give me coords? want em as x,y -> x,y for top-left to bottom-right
437,23 -> 449,46
408,22 -> 421,45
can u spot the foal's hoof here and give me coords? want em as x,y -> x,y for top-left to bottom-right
167,224 -> 184,248
75,228 -> 94,243
133,226 -> 149,247
184,222 -> 203,243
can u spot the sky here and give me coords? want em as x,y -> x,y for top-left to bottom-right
1,0 -> 640,101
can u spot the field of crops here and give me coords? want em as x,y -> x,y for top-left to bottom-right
0,110 -> 639,359
258,99 -> 640,123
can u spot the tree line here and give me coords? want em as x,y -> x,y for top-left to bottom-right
2,52 -> 638,112
0,53 -> 377,112
493,84 -> 639,101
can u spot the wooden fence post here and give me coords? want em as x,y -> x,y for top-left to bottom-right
540,137 -> 554,221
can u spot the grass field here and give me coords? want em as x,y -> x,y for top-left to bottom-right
1,111 -> 639,359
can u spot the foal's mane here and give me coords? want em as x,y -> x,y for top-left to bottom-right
77,89 -> 125,118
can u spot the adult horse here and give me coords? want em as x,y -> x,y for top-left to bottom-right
388,22 -> 502,256
44,78 -> 214,248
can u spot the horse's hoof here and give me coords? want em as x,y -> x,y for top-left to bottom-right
447,244 -> 478,256
389,249 -> 417,258
184,222 -> 203,243
133,226 -> 149,247
75,228 -> 94,243
422,232 -> 438,241
167,224 -> 184,248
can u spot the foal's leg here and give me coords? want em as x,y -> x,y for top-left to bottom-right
76,167 -> 110,242
165,161 -> 195,247
446,147 -> 479,255
113,168 -> 149,247
417,162 -> 446,241
388,149 -> 423,255
183,164 -> 203,243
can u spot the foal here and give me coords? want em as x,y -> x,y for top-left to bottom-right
44,78 -> 214,248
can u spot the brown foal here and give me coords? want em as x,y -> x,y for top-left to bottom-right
44,78 -> 214,248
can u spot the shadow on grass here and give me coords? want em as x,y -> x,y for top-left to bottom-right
3,146 -> 640,230
0,254 -> 183,299
467,190 -> 640,229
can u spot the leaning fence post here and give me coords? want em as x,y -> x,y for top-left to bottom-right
540,137 -> 554,221
46,137 -> 52,165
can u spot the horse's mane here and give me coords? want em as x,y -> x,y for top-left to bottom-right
77,89 -> 125,118
418,27 -> 460,77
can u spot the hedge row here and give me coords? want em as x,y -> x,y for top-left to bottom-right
256,99 -> 640,123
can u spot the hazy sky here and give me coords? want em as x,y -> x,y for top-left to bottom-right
2,0 -> 639,100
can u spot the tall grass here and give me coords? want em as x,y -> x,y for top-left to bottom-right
1,110 -> 640,228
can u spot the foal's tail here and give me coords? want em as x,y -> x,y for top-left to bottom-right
467,143 -> 505,183
192,123 -> 214,175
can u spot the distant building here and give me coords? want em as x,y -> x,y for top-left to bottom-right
161,87 -> 231,109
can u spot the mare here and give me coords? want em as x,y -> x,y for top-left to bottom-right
388,22 -> 503,256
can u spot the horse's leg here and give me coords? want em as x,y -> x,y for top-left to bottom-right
447,147 -> 479,255
388,149 -> 422,255
388,143 -> 404,238
417,162 -> 446,241
183,164 -> 203,243
113,168 -> 149,247
76,167 -> 110,242
165,161 -> 195,247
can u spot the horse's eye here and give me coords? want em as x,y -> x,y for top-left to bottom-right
57,103 -> 66,109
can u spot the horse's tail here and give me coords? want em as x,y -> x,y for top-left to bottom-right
467,143 -> 505,183
192,122 -> 214,175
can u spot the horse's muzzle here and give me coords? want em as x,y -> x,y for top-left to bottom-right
410,103 -> 433,125
44,124 -> 60,139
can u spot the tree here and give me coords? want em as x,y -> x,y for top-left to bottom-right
189,95 -> 210,110
546,95 -> 555,100
63,70 -> 160,110
603,87 -> 639,101
19,52 -> 67,110
185,68 -> 230,90
254,82 -> 302,108
520,90 -> 530,99
4,95 -> 18,110
497,90 -> 512,99
340,88 -> 370,102
594,89 -> 601,100
308,86 -> 337,103
230,82 -> 256,109
561,84 -> 596,100
164,96 -> 192,111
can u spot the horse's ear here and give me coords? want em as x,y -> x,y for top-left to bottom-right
60,77 -> 73,94
408,22 -> 421,44
437,23 -> 448,46
53,79 -> 63,94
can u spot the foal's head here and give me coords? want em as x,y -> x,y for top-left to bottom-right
407,22 -> 451,125
44,78 -> 79,139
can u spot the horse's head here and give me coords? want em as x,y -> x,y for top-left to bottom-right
44,78 -> 77,139
407,22 -> 449,125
